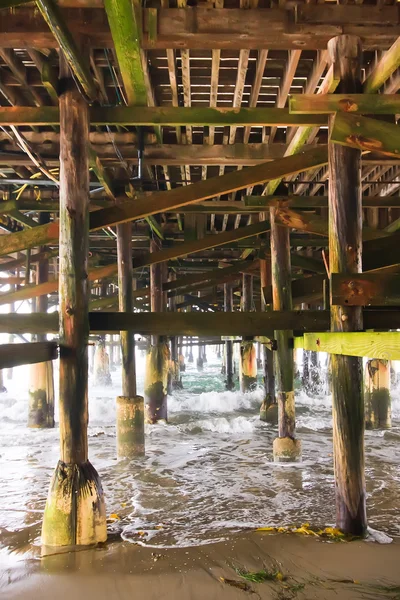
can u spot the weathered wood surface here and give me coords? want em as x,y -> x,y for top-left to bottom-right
1,6 -> 399,50
104,0 -> 147,107
270,203 -> 296,443
117,222 -> 136,397
0,341 -> 58,369
330,112 -> 400,158
328,34 -> 366,537
0,309 -> 399,335
58,61 -> 90,466
331,272 -> 400,306
289,94 -> 400,115
299,332 -> 400,361
0,106 -> 328,127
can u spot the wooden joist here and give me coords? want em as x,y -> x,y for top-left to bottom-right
289,94 -> 400,115
296,332 -> 400,361
0,341 -> 58,369
1,7 -> 399,50
330,112 -> 400,158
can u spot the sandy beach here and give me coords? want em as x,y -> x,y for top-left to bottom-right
2,532 -> 400,600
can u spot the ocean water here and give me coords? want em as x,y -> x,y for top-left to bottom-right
0,347 -> 399,552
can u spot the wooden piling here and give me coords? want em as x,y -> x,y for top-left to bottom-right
224,283 -> 235,391
144,238 -> 169,423
240,273 -> 257,392
28,214 -> 55,429
42,58 -> 106,547
365,359 -> 391,429
328,35 -> 367,536
270,202 -> 301,462
93,336 -> 112,386
259,256 -> 276,423
116,220 -> 144,457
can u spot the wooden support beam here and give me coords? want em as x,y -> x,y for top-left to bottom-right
0,341 -> 58,369
328,34 -> 366,537
330,112 -> 400,158
35,0 -> 98,101
1,7 -> 400,50
41,60 -> 106,548
331,272 -> 400,307
270,196 -> 300,461
0,146 -> 328,256
289,94 -> 400,115
299,332 -> 400,361
103,0 -> 147,106
90,310 -> 330,336
0,106 -> 329,127
364,37 -> 400,93
0,309 -> 398,336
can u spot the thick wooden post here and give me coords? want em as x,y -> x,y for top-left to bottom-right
328,35 -> 367,536
116,221 -> 144,457
224,283 -> 235,390
240,273 -> 257,392
365,359 -> 391,429
42,59 -> 106,547
270,206 -> 301,462
28,214 -> 55,429
259,256 -> 277,423
144,238 -> 169,423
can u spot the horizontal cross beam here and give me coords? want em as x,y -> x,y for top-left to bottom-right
0,309 -> 398,335
296,332 -> 400,361
0,341 -> 58,369
0,106 -> 328,127
289,94 -> 400,115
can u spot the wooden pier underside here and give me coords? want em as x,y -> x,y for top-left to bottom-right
0,0 -> 400,541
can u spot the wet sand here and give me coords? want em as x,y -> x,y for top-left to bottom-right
1,533 -> 400,600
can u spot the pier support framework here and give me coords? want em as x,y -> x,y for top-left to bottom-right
328,35 -> 367,536
42,60 -> 106,547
